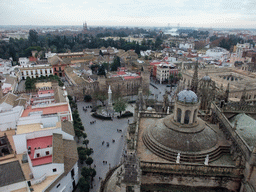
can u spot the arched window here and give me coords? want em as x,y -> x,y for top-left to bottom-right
184,110 -> 191,124
193,109 -> 198,123
177,108 -> 182,123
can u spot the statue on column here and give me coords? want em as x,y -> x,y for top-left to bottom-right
108,85 -> 112,107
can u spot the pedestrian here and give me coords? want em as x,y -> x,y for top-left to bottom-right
128,119 -> 129,124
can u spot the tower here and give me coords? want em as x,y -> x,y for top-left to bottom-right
82,21 -> 88,34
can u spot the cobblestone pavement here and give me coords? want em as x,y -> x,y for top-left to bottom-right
76,101 -> 134,192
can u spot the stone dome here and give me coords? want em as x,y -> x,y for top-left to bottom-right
177,90 -> 198,103
202,76 -> 211,81
142,114 -> 226,163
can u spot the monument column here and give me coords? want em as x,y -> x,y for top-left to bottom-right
108,85 -> 112,106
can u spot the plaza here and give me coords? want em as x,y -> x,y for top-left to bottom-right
77,101 -> 134,192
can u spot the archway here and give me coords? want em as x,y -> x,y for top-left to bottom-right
184,110 -> 191,124
193,109 -> 198,123
177,108 -> 182,123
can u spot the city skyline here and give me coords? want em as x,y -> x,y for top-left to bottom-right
1,0 -> 256,28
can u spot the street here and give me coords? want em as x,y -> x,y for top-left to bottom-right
16,80 -> 26,92
77,101 -> 134,192
148,80 -> 176,102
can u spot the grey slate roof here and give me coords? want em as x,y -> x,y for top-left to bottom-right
0,161 -> 26,187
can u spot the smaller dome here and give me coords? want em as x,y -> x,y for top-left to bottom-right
147,107 -> 153,111
177,90 -> 198,103
202,76 -> 211,81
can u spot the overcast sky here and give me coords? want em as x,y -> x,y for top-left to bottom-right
1,0 -> 256,28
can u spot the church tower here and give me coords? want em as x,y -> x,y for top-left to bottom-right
82,21 -> 88,34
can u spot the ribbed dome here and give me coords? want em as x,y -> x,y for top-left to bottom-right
177,90 -> 198,103
142,114 -> 225,163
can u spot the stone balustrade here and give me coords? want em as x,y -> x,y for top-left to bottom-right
211,102 -> 252,161
140,161 -> 243,177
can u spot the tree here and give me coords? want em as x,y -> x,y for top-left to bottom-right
78,177 -> 90,192
83,139 -> 89,148
177,73 -> 182,80
86,157 -> 94,167
78,148 -> 87,164
85,148 -> 93,156
29,29 -> 38,46
113,85 -> 122,101
89,168 -> 96,178
113,98 -> 127,116
82,133 -> 87,140
81,167 -> 91,178
84,95 -> 92,102
92,89 -> 107,105
110,56 -> 121,71
97,64 -> 106,76
135,43 -> 140,55
102,62 -> 109,72
99,50 -> 103,56
75,128 -> 83,141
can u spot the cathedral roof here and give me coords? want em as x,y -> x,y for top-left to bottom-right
177,90 -> 198,103
202,75 -> 211,81
230,113 -> 256,150
142,114 -> 225,163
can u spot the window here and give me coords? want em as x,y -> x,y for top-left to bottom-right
53,168 -> 57,172
46,151 -> 49,155
184,110 -> 191,124
71,168 -> 75,179
177,108 -> 181,123
36,153 -> 40,158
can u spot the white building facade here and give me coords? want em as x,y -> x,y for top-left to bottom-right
19,64 -> 53,80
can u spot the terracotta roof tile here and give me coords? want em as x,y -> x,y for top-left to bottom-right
52,133 -> 64,164
61,121 -> 75,137
44,139 -> 78,192
63,140 -> 78,174
0,92 -> 18,106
